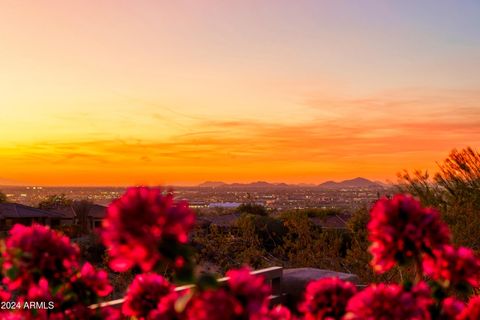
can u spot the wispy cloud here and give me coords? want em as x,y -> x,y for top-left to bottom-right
1,87 -> 479,185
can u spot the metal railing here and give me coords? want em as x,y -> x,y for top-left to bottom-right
91,266 -> 284,310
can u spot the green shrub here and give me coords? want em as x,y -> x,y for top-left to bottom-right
236,203 -> 268,216
397,147 -> 480,250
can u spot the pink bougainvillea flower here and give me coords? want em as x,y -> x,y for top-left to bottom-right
21,273 -> 114,320
368,194 -> 451,273
344,282 -> 432,320
226,267 -> 271,316
19,277 -> 68,320
71,262 -> 113,297
423,245 -> 480,289
62,305 -> 100,320
251,305 -> 294,320
2,224 -> 80,290
438,297 -> 465,320
298,277 -> 357,320
26,277 -> 52,301
0,312 -> 26,320
101,187 -> 195,272
457,296 -> 480,320
0,288 -> 11,302
25,277 -> 53,314
185,289 -> 243,320
9,262 -> 113,320
98,307 -> 123,320
122,273 -> 179,319
185,268 -> 270,320
50,304 -> 123,320
149,291 -> 182,320
264,305 -> 294,320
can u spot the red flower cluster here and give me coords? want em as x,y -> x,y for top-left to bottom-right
0,289 -> 10,302
458,296 -> 480,320
262,305 -> 293,320
122,273 -> 180,319
101,187 -> 195,272
185,267 -> 272,320
2,224 -> 80,290
439,297 -> 465,320
54,262 -> 115,319
72,263 -> 113,298
299,277 -> 357,320
0,224 -> 114,320
423,245 -> 480,289
20,277 -> 110,320
226,267 -> 271,315
344,282 -> 432,320
185,289 -> 242,320
368,194 -> 451,273
50,306 -> 122,320
94,307 -> 123,320
16,275 -> 114,320
21,278 -> 55,319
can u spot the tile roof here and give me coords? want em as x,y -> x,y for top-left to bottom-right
310,213 -> 349,229
0,203 -> 65,219
87,204 -> 107,218
201,213 -> 241,227
49,206 -> 76,218
49,203 -> 107,219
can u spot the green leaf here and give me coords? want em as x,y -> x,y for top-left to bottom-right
196,273 -> 219,291
6,266 -> 19,279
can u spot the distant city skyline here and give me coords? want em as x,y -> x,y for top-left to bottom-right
1,1 -> 479,186
0,176 -> 390,188
0,180 -> 389,211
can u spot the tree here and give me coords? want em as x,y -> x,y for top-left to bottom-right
236,203 -> 268,216
397,147 -> 480,250
302,208 -> 342,219
435,147 -> 480,205
236,213 -> 286,251
72,200 -> 93,234
38,194 -> 72,210
274,211 -> 345,271
343,207 -> 403,283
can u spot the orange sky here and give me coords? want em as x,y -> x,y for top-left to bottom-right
1,1 -> 480,186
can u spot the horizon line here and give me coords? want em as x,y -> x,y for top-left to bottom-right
0,177 -> 394,188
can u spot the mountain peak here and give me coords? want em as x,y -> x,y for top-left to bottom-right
319,177 -> 380,189
197,178 -> 384,189
198,181 -> 227,188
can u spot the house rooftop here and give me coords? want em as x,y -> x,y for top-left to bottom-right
48,202 -> 107,219
0,203 -> 65,219
310,213 -> 350,229
200,213 -> 241,227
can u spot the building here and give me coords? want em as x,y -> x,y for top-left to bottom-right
208,202 -> 241,208
0,203 -> 65,231
200,212 -> 241,228
51,202 -> 107,230
309,213 -> 350,230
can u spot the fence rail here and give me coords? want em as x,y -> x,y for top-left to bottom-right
91,266 -> 284,310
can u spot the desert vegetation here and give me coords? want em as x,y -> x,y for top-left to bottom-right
0,191 -> 477,318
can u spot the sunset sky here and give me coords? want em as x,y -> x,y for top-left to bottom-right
1,1 -> 480,186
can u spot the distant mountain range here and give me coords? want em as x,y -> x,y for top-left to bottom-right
197,177 -> 388,189
197,181 -> 229,188
318,177 -> 384,189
